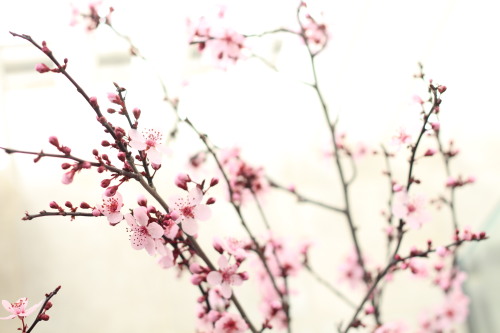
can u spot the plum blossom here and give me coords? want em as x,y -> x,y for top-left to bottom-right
338,251 -> 365,289
94,192 -> 124,225
170,187 -> 211,236
128,128 -> 169,165
392,191 -> 431,229
0,298 -> 43,320
187,6 -> 246,68
207,255 -> 247,299
390,127 -> 412,151
125,206 -> 164,255
214,312 -> 248,333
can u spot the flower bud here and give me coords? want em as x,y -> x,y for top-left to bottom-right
210,177 -> 219,187
48,136 -> 59,147
49,201 -> 59,209
60,146 -> 71,155
38,313 -> 50,321
137,195 -> 147,206
89,96 -> 99,108
104,186 -> 118,197
133,108 -> 141,119
100,179 -> 111,188
117,152 -> 126,162
61,163 -> 71,170
35,63 -> 50,73
437,85 -> 447,93
65,201 -> 73,208
206,197 -> 216,205
44,301 -> 53,310
80,202 -> 91,209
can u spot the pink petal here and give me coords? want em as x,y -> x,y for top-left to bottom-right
231,275 -> 243,286
188,187 -> 203,205
207,271 -> 222,285
107,212 -> 124,225
0,314 -> 16,320
182,219 -> 198,236
1,300 -> 12,312
164,224 -> 179,239
146,148 -> 163,164
133,206 -> 149,226
128,129 -> 145,142
125,214 -> 136,228
130,232 -> 146,250
220,282 -> 232,298
147,222 -> 164,238
130,140 -> 147,151
217,255 -> 229,269
144,238 -> 156,256
194,204 -> 211,221
23,300 -> 43,317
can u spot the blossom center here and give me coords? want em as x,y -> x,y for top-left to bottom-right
181,205 -> 195,218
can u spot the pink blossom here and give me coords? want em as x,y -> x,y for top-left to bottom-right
338,251 -> 364,289
0,298 -> 43,320
392,191 -> 431,229
95,192 -> 124,225
390,128 -> 412,151
62,169 -> 76,184
187,7 -> 246,68
214,312 -> 248,333
128,128 -> 169,165
35,63 -> 50,73
125,206 -> 164,255
407,258 -> 428,278
213,237 -> 249,261
157,247 -> 175,269
207,255 -> 246,299
170,187 -> 211,236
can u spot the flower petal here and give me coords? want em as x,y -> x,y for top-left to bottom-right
188,187 -> 203,205
147,222 -> 164,238
133,206 -> 149,226
220,282 -> 232,299
107,212 -> 124,225
130,232 -> 146,250
146,148 -> 163,164
207,271 -> 222,286
218,255 -> 229,269
1,300 -> 12,312
23,300 -> 43,317
182,219 -> 198,236
194,204 -> 211,221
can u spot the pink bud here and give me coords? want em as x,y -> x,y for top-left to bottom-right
190,275 -> 204,285
133,108 -> 141,119
49,201 -> 59,209
430,122 -> 440,132
206,197 -> 216,205
35,63 -> 50,73
239,271 -> 249,280
81,161 -> 91,169
424,148 -> 436,157
61,163 -> 71,170
49,136 -> 60,147
137,195 -> 147,206
210,177 -> 219,187
467,176 -> 476,184
213,237 -> 224,254
44,301 -> 53,310
89,96 -> 99,108
80,202 -> 91,209
438,85 -> 447,93
190,263 -> 204,274
101,140 -> 110,147
104,185 -> 118,197
65,201 -> 73,208
60,146 -> 71,155
62,170 -> 75,184
100,179 -> 111,188
92,208 -> 102,217
107,93 -> 121,104
117,152 -> 126,162
38,314 -> 50,321
365,306 -> 375,315
436,246 -> 448,258
169,210 -> 180,221
151,163 -> 161,170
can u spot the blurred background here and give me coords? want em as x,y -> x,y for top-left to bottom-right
0,0 -> 499,332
